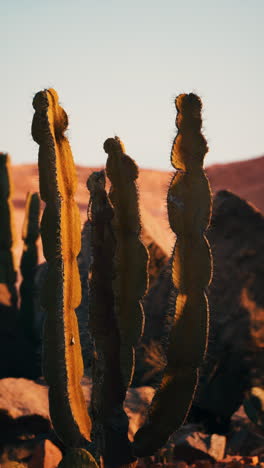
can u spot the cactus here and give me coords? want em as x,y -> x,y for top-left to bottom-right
0,153 -> 17,312
58,448 -> 99,468
87,170 -> 135,467
133,93 -> 212,456
31,88 -> 212,466
0,156 -> 42,378
31,88 -> 92,448
104,137 -> 149,389
19,191 -> 40,341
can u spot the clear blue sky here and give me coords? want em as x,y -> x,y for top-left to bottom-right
2,0 -> 263,170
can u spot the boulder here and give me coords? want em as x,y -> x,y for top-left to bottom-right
28,439 -> 62,468
195,191 -> 264,429
172,428 -> 226,462
0,378 -> 51,461
0,376 -> 154,445
226,405 -> 264,457
135,190 -> 264,431
0,439 -> 62,468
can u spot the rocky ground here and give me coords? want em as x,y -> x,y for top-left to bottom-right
0,377 -> 263,467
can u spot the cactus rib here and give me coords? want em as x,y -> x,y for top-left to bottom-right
133,93 -> 212,456
58,448 -> 99,468
87,170 -> 135,467
32,88 -> 91,447
104,137 -> 149,389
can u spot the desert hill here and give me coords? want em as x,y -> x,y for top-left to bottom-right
9,154 -> 264,264
206,155 -> 264,214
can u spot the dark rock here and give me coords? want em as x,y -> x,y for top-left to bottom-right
0,377 -> 154,447
0,439 -> 62,467
0,378 -> 51,439
0,323 -> 41,380
171,427 -> 226,462
136,190 -> 264,430
28,439 -> 62,468
226,405 -> 264,457
195,191 -> 264,429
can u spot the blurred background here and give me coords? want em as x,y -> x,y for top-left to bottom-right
2,0 -> 264,169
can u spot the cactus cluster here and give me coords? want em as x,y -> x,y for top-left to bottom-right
0,87 -> 212,466
0,153 -> 41,378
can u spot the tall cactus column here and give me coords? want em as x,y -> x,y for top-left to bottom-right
0,153 -> 17,313
104,137 -> 149,390
87,170 -> 135,467
31,89 -> 92,449
19,192 -> 40,342
134,93 -> 212,456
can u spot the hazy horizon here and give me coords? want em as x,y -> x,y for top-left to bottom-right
2,0 -> 263,170
7,152 -> 264,171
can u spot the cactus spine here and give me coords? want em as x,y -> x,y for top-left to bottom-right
133,93 -> 212,456
31,88 -> 92,449
104,137 -> 149,390
87,170 -> 135,467
19,192 -> 40,341
0,153 -> 17,311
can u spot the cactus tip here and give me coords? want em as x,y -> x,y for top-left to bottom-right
86,170 -> 106,192
32,88 -> 68,140
46,88 -> 59,102
32,90 -> 49,111
176,93 -> 202,114
103,136 -> 125,155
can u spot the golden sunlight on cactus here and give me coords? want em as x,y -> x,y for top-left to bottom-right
57,448 -> 99,468
104,137 -> 149,389
133,93 -> 212,456
28,88 -> 214,466
32,88 -> 91,447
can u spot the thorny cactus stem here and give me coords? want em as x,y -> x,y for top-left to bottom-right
87,170 -> 135,468
104,137 -> 149,390
133,93 -> 212,456
57,448 -> 99,468
19,192 -> 40,341
31,88 -> 92,448
0,153 -> 17,310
